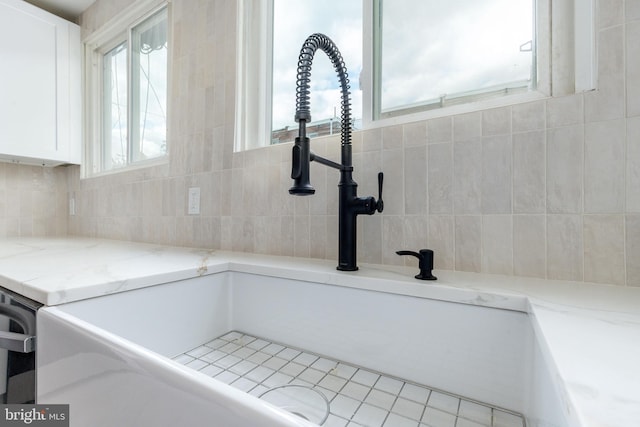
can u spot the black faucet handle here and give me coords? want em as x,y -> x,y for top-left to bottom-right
376,172 -> 384,213
396,249 -> 437,281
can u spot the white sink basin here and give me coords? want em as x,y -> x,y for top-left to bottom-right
36,271 -> 569,426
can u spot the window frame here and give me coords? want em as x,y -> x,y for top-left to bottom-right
83,0 -> 171,177
235,0 -> 596,150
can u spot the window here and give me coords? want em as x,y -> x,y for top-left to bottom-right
374,0 -> 535,119
235,0 -> 595,150
271,0 -> 362,144
85,2 -> 169,175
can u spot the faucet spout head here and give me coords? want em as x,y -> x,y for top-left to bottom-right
289,136 -> 315,195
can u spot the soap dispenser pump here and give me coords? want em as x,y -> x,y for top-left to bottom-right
396,249 -> 437,280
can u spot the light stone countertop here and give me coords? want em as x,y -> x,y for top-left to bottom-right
0,237 -> 638,427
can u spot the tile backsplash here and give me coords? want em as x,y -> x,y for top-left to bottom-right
47,0 -> 638,286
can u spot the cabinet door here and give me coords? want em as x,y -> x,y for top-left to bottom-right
0,0 -> 80,165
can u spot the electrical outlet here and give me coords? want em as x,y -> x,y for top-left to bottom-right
188,187 -> 200,215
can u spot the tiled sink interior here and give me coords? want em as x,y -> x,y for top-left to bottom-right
174,331 -> 525,427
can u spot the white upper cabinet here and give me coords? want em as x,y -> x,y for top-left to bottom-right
0,0 -> 80,166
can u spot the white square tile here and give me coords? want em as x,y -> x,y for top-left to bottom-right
186,345 -> 212,358
214,370 -> 240,385
219,342 -> 241,354
236,334 -> 257,346
330,394 -> 361,419
341,382 -> 370,401
384,413 -> 419,427
280,362 -> 306,377
352,370 -> 380,387
375,376 -> 404,395
232,346 -> 256,359
230,377 -> 258,393
246,351 -> 271,365
214,354 -> 241,369
220,331 -> 243,341
426,391 -> 459,414
185,359 -> 208,371
245,366 -> 276,383
312,357 -> 338,373
277,347 -> 301,361
172,354 -> 194,365
318,374 -> 348,393
290,379 -> 314,388
364,389 -> 396,411
204,338 -> 227,349
332,363 -> 358,380
263,356 -> 288,371
352,403 -> 388,426
200,364 -> 223,377
201,350 -> 227,363
315,386 -> 337,402
392,397 -> 425,421
229,360 -> 258,376
421,407 -> 456,427
262,372 -> 294,388
293,352 -> 319,366
298,368 -> 325,385
493,410 -> 524,427
399,383 -> 431,404
456,418 -> 486,427
324,414 -> 349,427
458,400 -> 492,424
246,338 -> 270,351
249,384 -> 270,397
262,343 -> 285,355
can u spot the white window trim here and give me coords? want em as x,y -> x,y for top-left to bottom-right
235,0 -> 273,152
82,0 -> 171,178
235,0 -> 596,149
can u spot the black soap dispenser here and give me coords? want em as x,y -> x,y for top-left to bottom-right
396,249 -> 437,280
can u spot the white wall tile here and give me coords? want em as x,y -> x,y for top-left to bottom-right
547,125 -> 584,213
513,215 -> 546,278
627,21 -> 640,117
427,117 -> 452,144
403,121 -> 427,148
583,215 -> 625,285
513,131 -> 546,213
512,100 -> 546,133
585,26 -> 625,122
482,135 -> 512,214
454,140 -> 482,214
454,112 -> 482,142
628,117 -> 640,211
626,215 -> 640,286
383,216 -> 405,265
404,146 -> 428,215
382,149 -> 404,215
628,0 -> 640,21
547,215 -> 583,281
455,215 -> 481,272
402,216 -> 429,265
428,215 -> 454,270
428,143 -> 453,214
547,95 -> 584,129
482,215 -> 513,275
584,119 -> 625,213
483,107 -> 511,136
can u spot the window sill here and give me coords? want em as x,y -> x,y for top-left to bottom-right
363,90 -> 550,130
81,156 -> 169,180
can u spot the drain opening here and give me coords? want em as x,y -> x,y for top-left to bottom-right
259,385 -> 330,425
